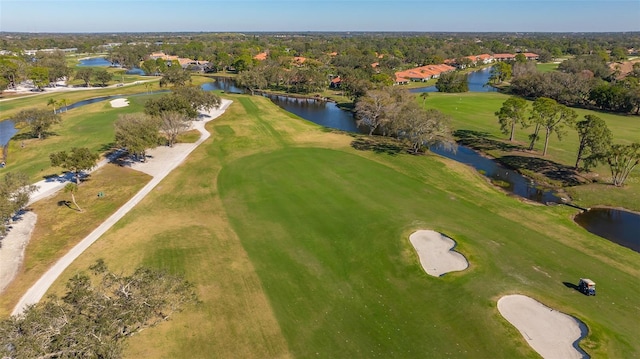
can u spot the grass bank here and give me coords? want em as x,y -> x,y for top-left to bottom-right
423,91 -> 640,211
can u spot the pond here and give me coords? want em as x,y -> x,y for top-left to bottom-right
574,208 -> 640,253
0,120 -> 18,147
410,67 -> 496,93
77,57 -> 113,67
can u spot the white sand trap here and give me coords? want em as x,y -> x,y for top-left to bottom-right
0,212 -> 37,294
110,98 -> 129,108
409,230 -> 468,277
498,294 -> 589,359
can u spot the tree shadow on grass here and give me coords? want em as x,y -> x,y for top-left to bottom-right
454,129 -> 524,152
499,155 -> 583,186
351,136 -> 404,155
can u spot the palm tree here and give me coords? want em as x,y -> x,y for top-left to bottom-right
47,98 -> 57,114
419,92 -> 429,105
59,98 -> 69,112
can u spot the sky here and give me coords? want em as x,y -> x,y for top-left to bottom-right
0,0 -> 638,33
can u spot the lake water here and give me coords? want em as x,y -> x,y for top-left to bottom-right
410,67 -> 496,93
574,208 -> 640,252
0,120 -> 18,147
77,57 -> 113,67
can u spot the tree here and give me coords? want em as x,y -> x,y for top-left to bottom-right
236,68 -> 267,95
489,61 -> 511,84
0,172 -> 36,237
599,143 -> 640,187
514,53 -> 527,63
159,66 -> 191,87
574,115 -> 612,169
495,96 -> 528,142
159,111 -> 190,147
94,69 -> 112,87
355,89 -> 395,135
28,66 -> 49,90
46,97 -> 58,114
528,98 -> 577,155
394,103 -> 455,154
145,86 -> 220,120
114,113 -> 161,160
435,71 -> 468,93
75,67 -> 94,87
14,108 -> 62,139
50,147 -> 99,212
0,260 -> 196,359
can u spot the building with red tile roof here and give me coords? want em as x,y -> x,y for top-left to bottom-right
394,63 -> 455,84
253,52 -> 268,61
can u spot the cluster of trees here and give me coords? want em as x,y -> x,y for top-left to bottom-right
354,87 -> 455,153
0,260 -> 197,359
506,55 -> 640,114
74,67 -> 113,87
0,172 -> 36,237
495,96 -> 639,186
14,107 -> 62,139
115,85 -> 221,160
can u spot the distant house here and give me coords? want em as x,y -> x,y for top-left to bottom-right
394,63 -> 455,83
253,52 -> 268,61
492,53 -> 516,61
492,53 -> 539,61
293,56 -> 306,65
330,76 -> 342,88
394,75 -> 410,85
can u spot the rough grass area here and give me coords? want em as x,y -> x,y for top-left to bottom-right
0,165 -> 150,316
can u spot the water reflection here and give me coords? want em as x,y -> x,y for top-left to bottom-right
77,57 -> 113,67
410,67 -> 496,93
575,208 -> 640,253
430,145 -> 561,203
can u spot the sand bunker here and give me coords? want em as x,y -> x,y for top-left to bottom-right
409,230 -> 468,277
498,294 -> 589,359
110,98 -> 129,108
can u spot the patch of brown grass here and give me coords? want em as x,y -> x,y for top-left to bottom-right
0,165 -> 150,316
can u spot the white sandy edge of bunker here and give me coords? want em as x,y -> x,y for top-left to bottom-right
497,294 -> 590,359
0,211 -> 37,294
110,98 -> 129,108
408,229 -> 469,277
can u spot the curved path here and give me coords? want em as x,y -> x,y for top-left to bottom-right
12,99 -> 232,316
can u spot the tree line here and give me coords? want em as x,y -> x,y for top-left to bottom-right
495,96 -> 639,186
499,54 -> 640,115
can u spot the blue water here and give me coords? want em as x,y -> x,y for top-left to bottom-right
126,68 -> 146,75
0,120 -> 18,146
410,67 -> 496,93
77,57 -> 113,67
575,208 -> 640,253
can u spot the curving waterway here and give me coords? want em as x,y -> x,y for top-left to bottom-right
1,73 -> 637,252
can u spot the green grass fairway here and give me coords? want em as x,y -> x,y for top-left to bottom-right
2,94 -> 156,181
536,62 -> 560,72
6,94 -> 639,358
218,146 -> 640,358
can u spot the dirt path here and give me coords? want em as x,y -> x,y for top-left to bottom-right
11,99 -> 232,316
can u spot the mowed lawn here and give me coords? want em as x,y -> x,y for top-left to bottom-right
423,91 -> 640,211
31,94 -> 640,358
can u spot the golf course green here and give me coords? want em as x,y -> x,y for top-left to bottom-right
2,92 -> 639,358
